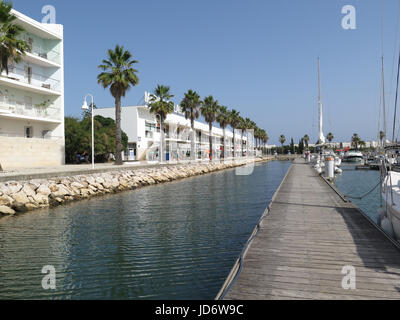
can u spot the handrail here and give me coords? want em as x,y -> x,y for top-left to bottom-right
0,100 -> 60,120
2,65 -> 61,92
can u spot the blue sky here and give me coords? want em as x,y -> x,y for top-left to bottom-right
12,0 -> 400,144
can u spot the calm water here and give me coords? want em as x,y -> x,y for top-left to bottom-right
335,165 -> 381,224
0,161 -> 290,300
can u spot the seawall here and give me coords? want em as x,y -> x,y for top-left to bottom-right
0,157 -> 274,217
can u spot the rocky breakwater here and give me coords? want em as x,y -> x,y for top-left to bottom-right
0,158 -> 269,217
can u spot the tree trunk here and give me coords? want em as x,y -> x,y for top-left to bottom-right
191,120 -> 195,161
241,131 -> 244,157
209,122 -> 213,161
114,95 -> 123,165
222,127 -> 226,161
233,129 -> 236,158
161,118 -> 165,162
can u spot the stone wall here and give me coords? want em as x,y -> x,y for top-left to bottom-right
0,137 -> 65,168
0,158 -> 271,216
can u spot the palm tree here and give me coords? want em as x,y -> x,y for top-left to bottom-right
303,134 -> 310,148
216,106 -> 230,159
148,85 -> 174,161
379,131 -> 386,146
351,133 -> 361,150
262,130 -> 269,154
180,89 -> 201,160
254,127 -> 261,150
229,109 -> 241,158
201,95 -> 219,161
0,2 -> 30,75
327,132 -> 334,144
280,135 -> 286,154
98,45 -> 139,165
238,117 -> 253,157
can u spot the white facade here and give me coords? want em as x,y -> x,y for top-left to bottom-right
0,9 -> 64,168
94,104 -> 250,161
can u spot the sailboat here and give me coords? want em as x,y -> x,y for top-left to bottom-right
313,58 -> 342,174
379,53 -> 400,239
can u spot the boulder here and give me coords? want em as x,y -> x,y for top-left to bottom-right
0,194 -> 13,206
0,205 -> 15,215
6,182 -> 22,194
52,184 -> 73,197
71,182 -> 84,189
25,203 -> 39,211
12,191 -> 30,204
32,193 -> 49,205
22,183 -> 36,197
37,184 -> 51,196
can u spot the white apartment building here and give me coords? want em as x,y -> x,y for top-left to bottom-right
0,9 -> 64,168
94,94 -> 251,161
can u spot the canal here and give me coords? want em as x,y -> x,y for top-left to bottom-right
0,160 -> 291,299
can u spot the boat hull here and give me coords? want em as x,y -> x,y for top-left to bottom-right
343,157 -> 363,163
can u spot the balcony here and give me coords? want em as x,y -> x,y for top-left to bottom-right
0,66 -> 61,95
23,45 -> 61,67
0,98 -> 61,123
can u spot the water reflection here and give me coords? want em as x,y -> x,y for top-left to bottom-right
0,161 -> 290,300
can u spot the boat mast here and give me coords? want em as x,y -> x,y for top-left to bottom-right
318,58 -> 325,145
392,52 -> 400,143
382,56 -> 387,146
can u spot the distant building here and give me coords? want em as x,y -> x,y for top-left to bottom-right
0,9 -> 64,168
94,94 -> 251,161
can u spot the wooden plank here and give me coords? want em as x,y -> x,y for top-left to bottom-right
221,159 -> 400,300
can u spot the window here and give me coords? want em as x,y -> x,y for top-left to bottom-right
25,126 -> 33,138
145,122 -> 156,132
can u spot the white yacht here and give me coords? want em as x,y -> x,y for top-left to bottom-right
343,150 -> 363,162
380,160 -> 400,239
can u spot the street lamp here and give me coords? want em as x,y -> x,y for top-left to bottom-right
81,94 -> 95,169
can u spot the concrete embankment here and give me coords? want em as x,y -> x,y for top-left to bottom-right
0,157 -> 273,217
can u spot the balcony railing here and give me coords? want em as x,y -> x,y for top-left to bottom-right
0,98 -> 61,121
1,66 -> 61,92
28,45 -> 61,65
0,133 -> 63,141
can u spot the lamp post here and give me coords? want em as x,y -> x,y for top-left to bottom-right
155,114 -> 163,163
81,94 -> 95,169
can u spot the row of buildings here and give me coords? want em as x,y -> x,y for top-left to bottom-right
94,96 -> 253,162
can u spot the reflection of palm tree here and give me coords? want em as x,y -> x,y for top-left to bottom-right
98,45 -> 139,165
148,85 -> 174,161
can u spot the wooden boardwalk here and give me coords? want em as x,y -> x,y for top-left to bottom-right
221,159 -> 400,300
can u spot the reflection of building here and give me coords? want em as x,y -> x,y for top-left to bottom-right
94,97 -> 251,161
0,9 -> 64,168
